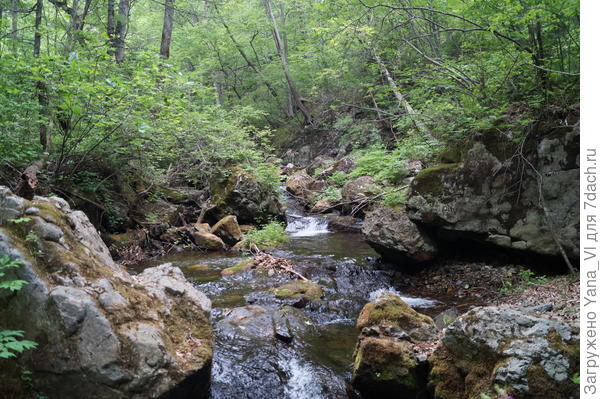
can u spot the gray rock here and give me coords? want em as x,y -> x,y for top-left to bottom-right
430,306 -> 579,398
0,187 -> 213,399
407,124 -> 579,259
362,206 -> 438,264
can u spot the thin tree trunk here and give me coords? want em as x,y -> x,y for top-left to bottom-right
115,0 -> 129,63
278,2 -> 293,117
215,5 -> 278,98
107,0 -> 115,54
372,51 -> 434,141
213,70 -> 223,106
33,0 -> 43,56
263,0 -> 313,125
159,0 -> 174,60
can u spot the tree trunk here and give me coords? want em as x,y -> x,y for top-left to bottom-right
107,0 -> 115,54
372,51 -> 434,141
159,0 -> 175,60
263,0 -> 313,125
213,70 -> 224,106
278,2 -> 294,117
115,0 -> 129,63
33,0 -> 43,56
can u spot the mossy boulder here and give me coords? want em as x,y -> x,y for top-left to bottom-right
351,294 -> 435,398
221,258 -> 255,276
407,122 -> 580,260
210,215 -> 243,245
209,168 -> 284,224
0,187 -> 213,399
429,306 -> 579,399
362,206 -> 438,265
272,280 -> 323,307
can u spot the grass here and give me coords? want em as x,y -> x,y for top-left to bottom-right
500,269 -> 550,294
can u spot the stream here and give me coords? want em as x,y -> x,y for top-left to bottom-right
133,196 -> 442,399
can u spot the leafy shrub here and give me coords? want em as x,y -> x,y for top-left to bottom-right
240,221 -> 289,249
328,171 -> 350,187
382,189 -> 407,207
313,186 -> 342,204
349,147 -> 408,184
0,255 -> 37,358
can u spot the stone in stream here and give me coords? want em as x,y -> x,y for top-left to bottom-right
0,187 -> 213,399
341,176 -> 381,215
285,169 -> 326,204
210,215 -> 243,245
271,280 -> 324,308
362,206 -> 438,264
429,306 -> 579,399
193,230 -> 227,250
351,294 -> 436,399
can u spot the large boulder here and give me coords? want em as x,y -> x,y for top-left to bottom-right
351,294 -> 436,398
429,306 -> 579,399
407,122 -> 579,260
210,215 -> 243,245
0,187 -> 213,399
210,168 -> 284,224
362,207 -> 438,264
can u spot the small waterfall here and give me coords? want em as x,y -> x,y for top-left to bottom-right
369,287 -> 440,308
285,216 -> 330,237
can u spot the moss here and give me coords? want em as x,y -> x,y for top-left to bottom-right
221,258 -> 254,276
525,363 -> 577,399
272,280 -> 323,301
352,337 -> 421,397
356,294 -> 434,330
411,164 -> 460,197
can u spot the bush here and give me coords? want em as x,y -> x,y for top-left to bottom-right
328,171 -> 350,187
240,221 -> 289,249
349,146 -> 408,184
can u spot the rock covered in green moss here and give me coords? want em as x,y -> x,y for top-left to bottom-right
351,294 -> 436,398
221,258 -> 255,276
0,187 -> 213,399
210,167 -> 284,224
407,124 -> 579,260
211,215 -> 243,245
272,280 -> 323,307
362,206 -> 438,265
429,306 -> 579,399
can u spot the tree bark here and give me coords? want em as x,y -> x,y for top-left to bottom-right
213,70 -> 224,106
263,0 -> 313,125
107,0 -> 115,54
159,0 -> 174,60
115,0 -> 129,63
372,51 -> 435,141
33,0 -> 43,56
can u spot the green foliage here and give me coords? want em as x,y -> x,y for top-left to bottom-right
571,372 -> 580,385
382,189 -> 407,207
313,186 -> 342,204
349,147 -> 408,185
501,269 -> 549,294
240,221 -> 289,249
0,256 -> 37,358
328,171 -> 350,187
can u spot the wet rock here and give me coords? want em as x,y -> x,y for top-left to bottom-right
362,207 -> 438,264
209,167 -> 284,224
272,280 -> 324,307
326,215 -> 363,233
407,123 -> 579,259
429,306 -> 579,399
210,215 -> 243,245
351,294 -> 435,398
221,258 -> 255,276
192,231 -> 226,250
0,187 -> 213,399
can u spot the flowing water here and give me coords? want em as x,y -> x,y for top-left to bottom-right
134,196 -> 441,399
